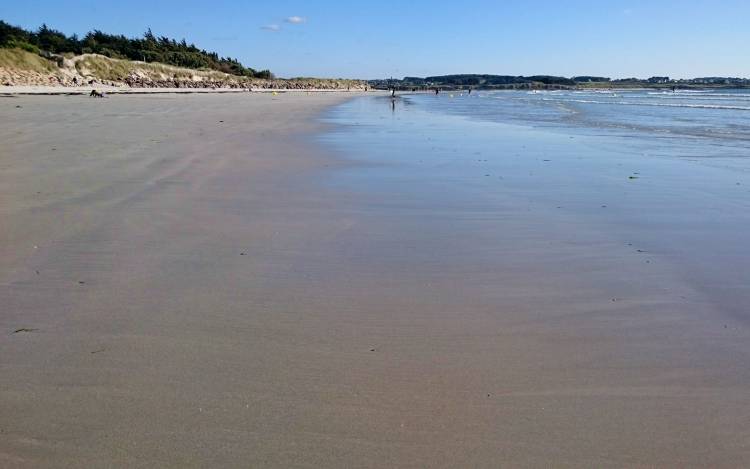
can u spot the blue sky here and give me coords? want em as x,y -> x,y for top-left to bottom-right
3,1 -> 749,79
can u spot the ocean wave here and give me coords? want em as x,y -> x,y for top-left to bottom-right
640,95 -> 750,102
649,92 -> 750,98
572,92 -> 750,102
540,98 -> 750,111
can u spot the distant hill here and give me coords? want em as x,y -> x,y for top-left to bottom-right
370,74 -> 576,90
371,74 -> 750,90
426,74 -> 575,86
0,20 -> 272,79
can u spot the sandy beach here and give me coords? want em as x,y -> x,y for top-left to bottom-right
0,85 -> 365,95
2,92 -> 750,468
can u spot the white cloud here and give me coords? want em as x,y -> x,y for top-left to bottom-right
285,16 -> 307,24
261,24 -> 281,32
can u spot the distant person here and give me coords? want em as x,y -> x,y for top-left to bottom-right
391,88 -> 396,98
468,88 -> 472,95
435,88 -> 439,95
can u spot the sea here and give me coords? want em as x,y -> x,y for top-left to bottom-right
319,89 -> 750,318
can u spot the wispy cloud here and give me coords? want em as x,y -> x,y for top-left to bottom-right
285,16 -> 307,24
261,24 -> 281,32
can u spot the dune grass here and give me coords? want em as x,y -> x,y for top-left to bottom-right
75,55 -> 133,81
1,48 -> 365,89
0,48 -> 58,73
74,54 -> 237,82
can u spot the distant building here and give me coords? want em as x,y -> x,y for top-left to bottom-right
647,76 -> 671,84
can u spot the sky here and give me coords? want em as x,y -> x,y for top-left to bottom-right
2,1 -> 749,79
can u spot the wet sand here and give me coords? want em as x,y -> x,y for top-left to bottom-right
2,93 -> 750,467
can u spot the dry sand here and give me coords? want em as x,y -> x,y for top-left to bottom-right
2,92 -> 750,468
0,85 -> 363,95
0,85 -> 249,94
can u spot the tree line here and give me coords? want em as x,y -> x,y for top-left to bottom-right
422,75 -> 577,86
0,20 -> 272,79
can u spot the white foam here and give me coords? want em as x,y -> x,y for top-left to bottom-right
540,98 -> 750,111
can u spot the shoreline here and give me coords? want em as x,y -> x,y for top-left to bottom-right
320,94 -> 750,466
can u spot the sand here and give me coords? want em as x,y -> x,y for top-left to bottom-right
2,92 -> 750,468
0,85 -> 247,95
0,85 -> 365,95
